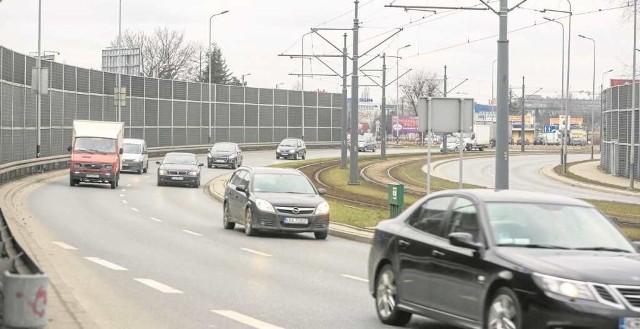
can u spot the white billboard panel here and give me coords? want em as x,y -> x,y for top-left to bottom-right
418,97 -> 474,133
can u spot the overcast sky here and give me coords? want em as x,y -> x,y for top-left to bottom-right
0,0 -> 635,104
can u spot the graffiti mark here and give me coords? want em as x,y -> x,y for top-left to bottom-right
27,286 -> 46,318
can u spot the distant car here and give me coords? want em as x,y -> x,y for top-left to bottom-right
368,189 -> 640,328
207,142 -> 242,169
516,138 -> 530,145
223,167 -> 329,239
357,135 -> 376,152
156,152 -> 203,188
121,138 -> 149,174
440,140 -> 462,153
276,138 -> 306,160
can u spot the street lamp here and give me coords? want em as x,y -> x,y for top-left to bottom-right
275,82 -> 284,89
631,0 -> 637,189
543,16 -> 566,165
600,69 -> 613,164
208,9 -> 229,143
578,34 -> 597,159
241,73 -> 251,86
395,44 -> 411,141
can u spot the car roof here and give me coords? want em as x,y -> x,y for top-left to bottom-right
241,166 -> 304,175
123,138 -> 145,144
429,189 -> 593,207
164,152 -> 196,157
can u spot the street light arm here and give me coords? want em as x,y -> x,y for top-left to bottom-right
509,0 -> 530,12
448,78 -> 469,94
478,0 -> 498,15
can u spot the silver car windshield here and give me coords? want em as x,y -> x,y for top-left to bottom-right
252,173 -> 316,194
123,143 -> 142,154
212,143 -> 235,152
163,155 -> 197,165
280,139 -> 297,147
486,202 -> 634,252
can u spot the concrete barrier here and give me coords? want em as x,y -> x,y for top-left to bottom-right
3,271 -> 48,328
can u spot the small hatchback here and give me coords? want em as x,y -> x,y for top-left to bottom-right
121,138 -> 148,174
207,142 -> 243,169
223,167 -> 329,239
276,138 -> 306,160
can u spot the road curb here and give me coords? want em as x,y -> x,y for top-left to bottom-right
539,165 -> 640,197
205,174 -> 374,244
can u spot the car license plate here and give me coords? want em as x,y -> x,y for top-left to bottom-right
171,176 -> 184,181
215,159 -> 225,163
85,174 -> 99,178
621,318 -> 640,329
284,217 -> 308,225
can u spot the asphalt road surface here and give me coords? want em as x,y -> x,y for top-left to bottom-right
26,147 -> 453,329
434,153 -> 640,203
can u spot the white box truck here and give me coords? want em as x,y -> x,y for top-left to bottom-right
464,124 -> 491,151
67,120 -> 124,189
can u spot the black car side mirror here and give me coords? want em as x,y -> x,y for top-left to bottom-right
236,185 -> 247,192
67,145 -> 72,152
449,232 -> 483,252
156,161 -> 161,165
119,148 -> 124,155
198,163 -> 204,167
633,241 -> 640,253
317,188 -> 327,195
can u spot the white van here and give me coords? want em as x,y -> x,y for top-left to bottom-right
122,138 -> 149,174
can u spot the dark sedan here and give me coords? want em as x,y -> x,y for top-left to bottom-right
368,189 -> 640,329
207,142 -> 243,169
223,167 -> 329,239
156,152 -> 203,188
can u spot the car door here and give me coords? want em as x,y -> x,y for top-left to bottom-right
226,170 -> 247,220
428,197 -> 488,322
396,196 -> 454,308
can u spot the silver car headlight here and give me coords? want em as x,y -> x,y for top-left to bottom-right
188,171 -> 198,176
158,169 -> 167,175
315,201 -> 330,215
255,199 -> 275,213
532,273 -> 596,300
229,154 -> 237,159
207,153 -> 212,158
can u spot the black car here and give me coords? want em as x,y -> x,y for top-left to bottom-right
156,152 -> 203,188
368,189 -> 640,329
207,142 -> 243,169
223,167 -> 329,239
276,138 -> 306,160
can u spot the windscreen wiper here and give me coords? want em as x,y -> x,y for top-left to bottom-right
498,243 -> 571,250
574,247 -> 631,253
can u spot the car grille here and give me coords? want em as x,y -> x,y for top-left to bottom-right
168,170 -> 188,175
593,284 -> 617,304
615,286 -> 640,309
314,219 -> 329,229
275,207 -> 315,215
75,163 -> 109,169
259,218 -> 275,227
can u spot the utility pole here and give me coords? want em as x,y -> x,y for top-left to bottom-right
381,54 -> 387,160
341,33 -> 348,169
495,0 -> 510,189
521,76 -> 525,152
563,0 -> 573,174
36,0 -> 42,159
349,0 -> 360,185
631,0 -> 637,189
117,0 -> 122,123
442,65 -> 449,154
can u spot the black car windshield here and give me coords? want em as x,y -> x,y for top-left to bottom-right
212,143 -> 235,152
487,202 -> 634,252
252,173 -> 316,194
163,154 -> 197,165
123,143 -> 142,154
74,137 -> 116,153
279,139 -> 298,147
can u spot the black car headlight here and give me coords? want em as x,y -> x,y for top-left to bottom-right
255,198 -> 275,213
532,273 -> 596,300
315,201 -> 330,215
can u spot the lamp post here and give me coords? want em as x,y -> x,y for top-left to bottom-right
395,44 -> 410,142
631,0 -> 637,189
564,0 -> 573,174
600,69 -> 613,162
301,31 -> 314,141
208,9 -> 229,143
117,0 -> 122,123
241,73 -> 251,86
543,17 -> 566,165
578,34 -> 596,159
36,0 -> 42,158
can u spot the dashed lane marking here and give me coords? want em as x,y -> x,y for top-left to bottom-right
84,257 -> 128,271
120,194 -> 124,197
131,207 -> 139,212
121,189 -> 126,192
241,248 -> 272,257
150,217 -> 162,222
182,230 -> 203,237
212,310 -> 283,329
52,241 -> 77,250
122,200 -> 128,204
134,278 -> 183,294
340,274 -> 369,283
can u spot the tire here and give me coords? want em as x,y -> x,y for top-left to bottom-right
110,180 -> 117,189
302,152 -> 306,160
208,163 -> 212,169
375,264 -> 411,326
231,162 -> 237,169
486,287 -> 522,329
314,231 -> 328,240
293,153 -> 298,160
276,155 -> 280,160
157,180 -> 162,186
143,162 -> 148,173
244,208 -> 256,236
223,203 -> 235,230
137,166 -> 143,174
69,177 -> 76,187
454,147 -> 459,152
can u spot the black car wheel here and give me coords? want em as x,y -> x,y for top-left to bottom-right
276,155 -> 280,160
314,231 -> 328,240
302,152 -> 306,160
157,179 -> 163,186
375,264 -> 411,326
293,152 -> 298,160
110,179 -> 117,189
223,203 -> 235,230
207,162 -> 212,169
486,287 -> 522,329
69,177 -> 77,187
244,208 -> 256,236
143,161 -> 148,173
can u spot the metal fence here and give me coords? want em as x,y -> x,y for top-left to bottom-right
601,83 -> 640,178
0,45 -> 343,165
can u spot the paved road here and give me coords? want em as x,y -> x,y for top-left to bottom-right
27,147 -> 450,329
434,153 -> 640,203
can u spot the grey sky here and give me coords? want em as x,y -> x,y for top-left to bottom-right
0,0 -> 635,104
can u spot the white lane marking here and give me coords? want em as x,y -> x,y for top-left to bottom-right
241,248 -> 272,257
212,310 -> 283,329
84,257 -> 128,271
120,194 -> 124,197
122,200 -> 128,204
134,278 -> 183,294
150,217 -> 162,222
127,184 -> 132,187
182,229 -> 202,237
144,176 -> 150,179
121,189 -> 126,192
131,207 -> 139,212
52,241 -> 77,250
341,274 -> 369,283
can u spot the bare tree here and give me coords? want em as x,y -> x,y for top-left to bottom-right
401,70 -> 443,116
111,28 -> 199,80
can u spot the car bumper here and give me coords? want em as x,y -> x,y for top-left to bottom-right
251,211 -> 329,233
521,291 -> 640,329
158,175 -> 198,185
70,171 -> 116,183
208,158 -> 235,167
122,162 -> 143,172
276,151 -> 297,158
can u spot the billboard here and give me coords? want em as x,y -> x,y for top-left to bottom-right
102,47 -> 142,76
610,79 -> 634,87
